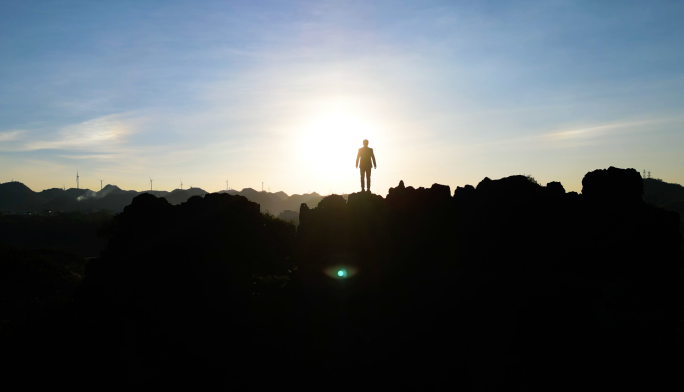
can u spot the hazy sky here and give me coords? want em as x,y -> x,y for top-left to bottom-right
1,0 -> 683,195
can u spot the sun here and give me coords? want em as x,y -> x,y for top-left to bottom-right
297,112 -> 379,187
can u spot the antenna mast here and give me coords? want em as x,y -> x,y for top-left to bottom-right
76,170 -> 79,189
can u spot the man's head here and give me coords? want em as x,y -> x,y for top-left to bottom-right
363,139 -> 369,146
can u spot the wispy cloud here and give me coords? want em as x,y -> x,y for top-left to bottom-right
57,154 -> 118,160
0,130 -> 23,142
540,120 -> 657,142
454,117 -> 679,153
23,113 -> 136,151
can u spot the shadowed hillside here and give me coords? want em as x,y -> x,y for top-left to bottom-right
0,182 -> 58,212
0,211 -> 113,257
644,177 -> 684,207
2,167 -> 683,390
0,243 -> 88,382
73,192 -> 297,388
644,179 -> 684,243
293,169 -> 683,389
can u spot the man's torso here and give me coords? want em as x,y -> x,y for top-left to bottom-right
358,147 -> 373,168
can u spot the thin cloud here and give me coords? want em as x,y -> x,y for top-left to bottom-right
446,117 -> 681,154
540,120 -> 657,142
57,154 -> 119,160
0,113 -> 140,153
0,130 -> 23,142
24,114 -> 135,151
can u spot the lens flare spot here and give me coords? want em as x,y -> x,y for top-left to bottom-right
324,265 -> 358,279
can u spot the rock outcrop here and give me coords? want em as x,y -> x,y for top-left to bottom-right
74,192 -> 296,389
72,167 -> 683,390
293,167 -> 683,389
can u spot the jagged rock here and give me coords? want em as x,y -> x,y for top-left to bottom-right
546,181 -> 565,195
453,184 -> 475,203
386,181 -> 451,210
429,183 -> 451,199
582,166 -> 643,206
299,203 -> 310,226
347,191 -> 385,207
73,191 -> 296,388
316,194 -> 346,210
475,174 -> 543,196
277,210 -> 299,225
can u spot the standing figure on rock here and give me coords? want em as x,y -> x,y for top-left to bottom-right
356,139 -> 377,193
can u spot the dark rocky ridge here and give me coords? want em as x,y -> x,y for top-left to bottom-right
294,167 -> 683,389
6,167 -> 682,389
71,192 -> 296,388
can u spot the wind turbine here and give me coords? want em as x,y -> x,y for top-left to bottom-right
76,170 -> 80,189
99,179 -> 104,191
226,179 -> 229,192
149,177 -> 153,192
180,179 -> 183,190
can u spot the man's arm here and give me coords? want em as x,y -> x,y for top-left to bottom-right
356,149 -> 361,168
371,151 -> 377,169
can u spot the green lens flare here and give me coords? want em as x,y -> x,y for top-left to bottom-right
323,265 -> 357,279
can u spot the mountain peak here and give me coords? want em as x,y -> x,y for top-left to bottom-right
101,184 -> 121,192
0,181 -> 34,193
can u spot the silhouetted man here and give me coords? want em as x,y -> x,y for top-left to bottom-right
356,139 -> 377,192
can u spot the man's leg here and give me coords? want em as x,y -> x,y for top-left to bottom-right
366,167 -> 372,192
360,167 -> 365,191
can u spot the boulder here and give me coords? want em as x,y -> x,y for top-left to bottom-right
581,166 -> 643,206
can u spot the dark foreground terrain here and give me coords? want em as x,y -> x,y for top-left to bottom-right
2,167 -> 683,390
0,211 -> 112,257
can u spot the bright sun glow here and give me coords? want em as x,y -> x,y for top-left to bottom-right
297,112 -> 382,192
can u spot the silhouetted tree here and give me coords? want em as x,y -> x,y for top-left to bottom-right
524,173 -> 540,185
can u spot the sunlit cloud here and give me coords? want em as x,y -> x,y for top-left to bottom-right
0,114 -> 141,154
541,120 -> 657,142
22,113 -> 136,152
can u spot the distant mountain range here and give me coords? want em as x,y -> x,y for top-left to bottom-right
0,181 -> 323,216
219,188 -> 324,216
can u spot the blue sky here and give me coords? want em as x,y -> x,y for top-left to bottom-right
1,0 -> 683,195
